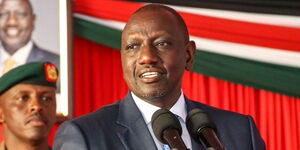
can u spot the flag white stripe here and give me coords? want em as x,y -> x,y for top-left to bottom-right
166,5 -> 300,28
75,13 -> 300,68
139,2 -> 300,28
75,13 -> 125,30
191,36 -> 300,68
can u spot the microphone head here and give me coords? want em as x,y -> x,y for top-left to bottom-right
186,109 -> 216,140
151,108 -> 182,144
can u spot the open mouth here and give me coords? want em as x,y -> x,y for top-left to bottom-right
141,72 -> 159,78
5,28 -> 19,37
139,71 -> 163,83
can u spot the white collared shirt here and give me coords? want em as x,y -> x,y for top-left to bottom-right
132,91 -> 192,150
0,41 -> 33,76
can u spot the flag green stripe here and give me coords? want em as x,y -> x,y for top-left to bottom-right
74,18 -> 121,50
194,51 -> 300,97
74,17 -> 300,97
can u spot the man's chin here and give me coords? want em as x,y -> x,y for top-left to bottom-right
138,90 -> 167,101
25,132 -> 48,142
2,40 -> 24,50
24,127 -> 49,140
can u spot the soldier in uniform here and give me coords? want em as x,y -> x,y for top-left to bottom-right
0,62 -> 58,150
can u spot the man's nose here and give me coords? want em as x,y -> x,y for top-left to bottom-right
6,13 -> 18,26
29,97 -> 43,113
138,45 -> 159,65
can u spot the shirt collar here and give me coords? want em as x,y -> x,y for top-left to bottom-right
132,91 -> 187,125
0,41 -> 33,64
0,46 -> 9,64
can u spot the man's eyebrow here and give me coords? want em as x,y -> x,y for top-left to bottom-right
40,90 -> 55,94
8,90 -> 30,98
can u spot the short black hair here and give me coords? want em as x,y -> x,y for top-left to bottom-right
0,0 -> 34,14
126,4 -> 190,43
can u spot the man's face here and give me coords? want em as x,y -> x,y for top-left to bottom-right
121,10 -> 195,102
0,84 -> 56,141
0,0 -> 35,51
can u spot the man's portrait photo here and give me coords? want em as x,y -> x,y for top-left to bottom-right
0,0 -> 59,76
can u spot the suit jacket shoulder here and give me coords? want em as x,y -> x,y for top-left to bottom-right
54,94 -> 156,150
27,44 -> 59,68
54,101 -> 122,150
186,99 -> 266,150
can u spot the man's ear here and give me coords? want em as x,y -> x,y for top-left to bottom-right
32,14 -> 36,30
0,97 -> 4,124
0,108 -> 4,124
185,41 -> 196,71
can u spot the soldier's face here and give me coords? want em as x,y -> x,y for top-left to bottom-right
0,0 -> 35,51
0,84 -> 56,142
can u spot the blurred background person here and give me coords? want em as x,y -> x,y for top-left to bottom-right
0,0 -> 59,76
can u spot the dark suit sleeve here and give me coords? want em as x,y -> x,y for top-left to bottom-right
53,121 -> 88,150
247,116 -> 266,150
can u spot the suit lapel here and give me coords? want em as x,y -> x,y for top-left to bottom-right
116,93 -> 157,150
115,94 -> 207,150
26,44 -> 42,62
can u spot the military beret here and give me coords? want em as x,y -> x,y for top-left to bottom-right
0,62 -> 58,95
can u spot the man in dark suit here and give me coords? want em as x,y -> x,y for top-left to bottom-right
0,0 -> 59,76
54,4 -> 265,150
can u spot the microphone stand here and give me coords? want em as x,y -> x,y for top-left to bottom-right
163,128 -> 188,150
200,128 -> 226,150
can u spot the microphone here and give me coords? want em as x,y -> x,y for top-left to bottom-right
151,109 -> 188,150
186,109 -> 225,150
